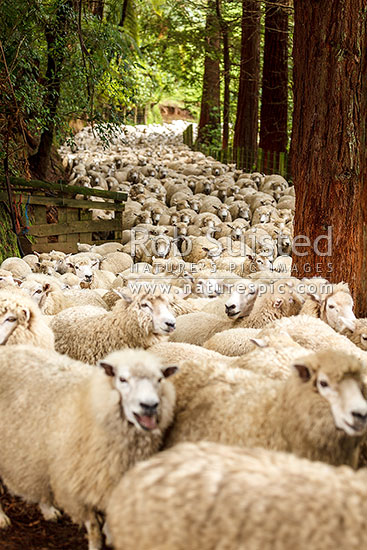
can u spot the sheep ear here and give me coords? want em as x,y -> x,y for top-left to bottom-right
162,366 -> 178,378
293,363 -> 311,382
112,288 -> 125,299
43,283 -> 51,294
13,278 -> 23,286
273,298 -> 283,308
99,361 -> 115,377
250,337 -> 268,348
120,293 -> 133,303
22,308 -> 31,322
308,292 -> 321,304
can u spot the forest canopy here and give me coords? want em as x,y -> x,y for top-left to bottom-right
0,0 -> 293,179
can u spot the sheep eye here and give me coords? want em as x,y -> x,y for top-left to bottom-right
35,289 -> 43,294
158,377 -> 163,383
319,380 -> 329,388
362,335 -> 367,341
119,377 -> 128,383
328,304 -> 335,309
7,317 -> 17,323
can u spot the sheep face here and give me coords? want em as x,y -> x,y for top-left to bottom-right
136,296 -> 176,335
20,281 -> 44,306
0,309 -> 26,344
0,272 -> 14,288
225,287 -> 258,319
323,292 -> 356,333
70,259 -> 100,282
99,350 -> 177,432
293,353 -> 367,437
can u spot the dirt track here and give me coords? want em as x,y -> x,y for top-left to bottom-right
0,493 -> 88,550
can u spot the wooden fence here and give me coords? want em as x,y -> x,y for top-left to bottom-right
0,177 -> 127,254
182,124 -> 290,180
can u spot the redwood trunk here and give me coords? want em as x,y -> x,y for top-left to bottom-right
291,0 -> 367,315
233,0 -> 260,151
259,0 -> 289,155
197,0 -> 221,146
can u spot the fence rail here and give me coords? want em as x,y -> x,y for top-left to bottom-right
182,124 -> 290,180
0,177 -> 127,254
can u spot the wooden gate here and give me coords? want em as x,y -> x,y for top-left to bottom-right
0,177 -> 128,254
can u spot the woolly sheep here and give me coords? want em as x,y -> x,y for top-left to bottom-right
0,269 -> 15,288
300,281 -> 356,332
170,283 -> 301,344
0,287 -> 54,348
50,291 -> 176,363
343,318 -> 367,350
0,257 -> 32,278
203,327 -> 261,355
0,345 -> 177,549
107,441 -> 367,550
266,314 -> 367,362
166,350 -> 367,468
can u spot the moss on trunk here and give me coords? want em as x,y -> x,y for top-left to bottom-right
0,204 -> 19,263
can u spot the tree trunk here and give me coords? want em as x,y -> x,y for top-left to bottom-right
233,0 -> 261,152
216,0 -> 230,149
30,0 -> 71,179
291,0 -> 367,315
197,0 -> 221,147
259,0 -> 289,159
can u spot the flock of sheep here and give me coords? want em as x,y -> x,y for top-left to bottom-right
0,121 -> 367,549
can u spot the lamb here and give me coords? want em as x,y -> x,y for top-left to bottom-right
300,281 -> 356,332
50,291 -> 176,363
106,441 -> 367,550
165,350 -> 367,469
0,257 -> 32,278
0,345 -> 177,550
0,287 -> 54,348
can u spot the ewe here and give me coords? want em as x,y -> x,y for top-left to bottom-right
165,350 -> 367,468
107,441 -> 367,550
0,287 -> 54,348
300,281 -> 356,332
50,291 -> 176,363
0,346 -> 177,550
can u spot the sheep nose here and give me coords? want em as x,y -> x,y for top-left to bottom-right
352,411 -> 367,423
225,304 -> 235,314
164,321 -> 176,333
140,402 -> 158,416
84,274 -> 92,282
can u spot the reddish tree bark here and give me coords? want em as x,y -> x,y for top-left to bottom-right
197,0 -> 221,146
291,0 -> 367,315
259,0 -> 289,154
233,0 -> 261,151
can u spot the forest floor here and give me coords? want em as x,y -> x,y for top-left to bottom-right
0,492 -> 89,550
